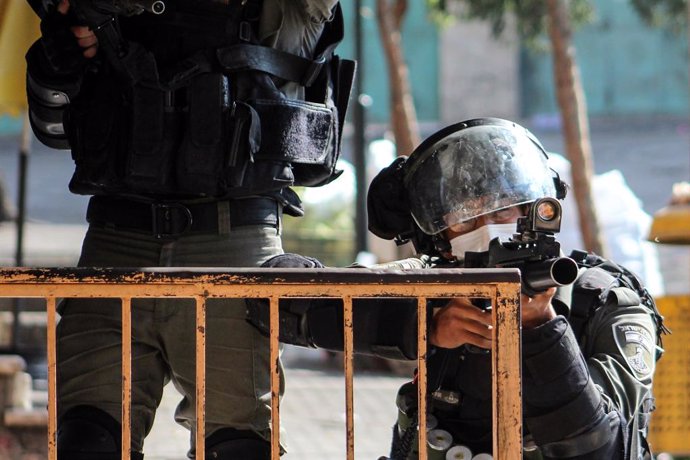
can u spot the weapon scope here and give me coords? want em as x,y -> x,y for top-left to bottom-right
464,198 -> 579,295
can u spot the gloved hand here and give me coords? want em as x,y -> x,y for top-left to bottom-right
261,253 -> 325,269
245,253 -> 325,347
38,2 -> 87,76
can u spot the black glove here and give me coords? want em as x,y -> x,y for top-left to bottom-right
245,253 -> 325,347
261,253 -> 325,269
39,7 -> 87,76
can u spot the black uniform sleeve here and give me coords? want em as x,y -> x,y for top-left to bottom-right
522,287 -> 658,459
246,295 -> 420,360
245,254 -> 423,359
308,297 -> 419,360
308,257 -> 434,359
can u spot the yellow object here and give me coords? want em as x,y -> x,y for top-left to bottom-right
648,295 -> 690,455
647,204 -> 690,245
0,0 -> 41,116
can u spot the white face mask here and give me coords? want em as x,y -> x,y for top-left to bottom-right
449,223 -> 517,259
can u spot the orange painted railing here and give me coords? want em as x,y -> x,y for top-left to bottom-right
0,267 -> 522,460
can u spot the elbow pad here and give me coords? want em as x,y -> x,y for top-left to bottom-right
538,410 -> 622,459
522,317 -> 620,456
26,41 -> 81,149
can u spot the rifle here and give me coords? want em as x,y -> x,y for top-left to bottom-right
464,197 -> 579,296
73,0 -> 164,18
67,0 -> 164,84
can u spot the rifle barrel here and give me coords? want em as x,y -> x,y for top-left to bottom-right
523,256 -> 579,291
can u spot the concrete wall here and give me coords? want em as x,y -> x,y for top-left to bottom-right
439,18 -> 521,124
339,0 -> 440,124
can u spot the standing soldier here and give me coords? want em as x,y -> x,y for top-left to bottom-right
24,0 -> 354,458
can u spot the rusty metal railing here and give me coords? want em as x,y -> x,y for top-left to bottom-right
0,267 -> 522,460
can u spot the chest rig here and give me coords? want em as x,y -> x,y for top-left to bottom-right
65,0 -> 355,199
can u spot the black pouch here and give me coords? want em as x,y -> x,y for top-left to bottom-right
177,72 -> 227,196
250,98 -> 339,187
219,100 -> 260,191
224,159 -> 295,198
66,75 -> 129,195
125,85 -> 180,194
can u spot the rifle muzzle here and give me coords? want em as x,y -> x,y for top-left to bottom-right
141,0 -> 165,14
522,256 -> 579,292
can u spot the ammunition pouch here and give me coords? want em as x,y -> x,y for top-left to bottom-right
67,72 -> 353,198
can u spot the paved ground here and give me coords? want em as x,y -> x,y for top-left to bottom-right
142,348 -> 408,460
0,115 -> 689,459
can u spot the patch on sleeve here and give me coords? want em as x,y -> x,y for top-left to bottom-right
612,322 -> 655,379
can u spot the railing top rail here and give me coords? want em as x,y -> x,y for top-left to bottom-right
0,267 -> 520,286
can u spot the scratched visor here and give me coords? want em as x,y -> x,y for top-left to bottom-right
404,121 -> 558,235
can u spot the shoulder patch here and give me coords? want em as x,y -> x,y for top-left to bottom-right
612,322 -> 655,379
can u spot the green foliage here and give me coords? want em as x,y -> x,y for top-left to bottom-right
629,0 -> 687,32
281,186 -> 356,267
425,0 -> 595,43
427,0 -> 689,38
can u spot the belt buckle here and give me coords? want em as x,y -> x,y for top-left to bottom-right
151,203 -> 194,239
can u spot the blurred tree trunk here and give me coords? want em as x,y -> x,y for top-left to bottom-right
375,0 -> 421,156
546,0 -> 606,256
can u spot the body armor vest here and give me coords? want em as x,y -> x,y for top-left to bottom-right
64,0 -> 354,199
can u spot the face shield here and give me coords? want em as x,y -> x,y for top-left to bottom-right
403,119 -> 558,235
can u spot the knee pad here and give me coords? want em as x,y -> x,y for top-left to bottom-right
206,428 -> 271,460
57,405 -> 144,460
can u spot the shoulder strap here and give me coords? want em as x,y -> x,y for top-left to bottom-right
569,250 -> 669,349
568,264 -> 616,340
217,3 -> 344,88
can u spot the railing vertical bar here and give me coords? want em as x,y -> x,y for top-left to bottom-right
121,297 -> 132,460
46,296 -> 57,460
196,296 -> 207,460
417,297 -> 428,460
269,296 -> 280,460
492,285 -> 522,460
343,296 -> 355,460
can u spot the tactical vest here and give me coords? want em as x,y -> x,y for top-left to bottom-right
64,0 -> 355,200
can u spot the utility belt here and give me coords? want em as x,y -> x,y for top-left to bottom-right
86,195 -> 281,239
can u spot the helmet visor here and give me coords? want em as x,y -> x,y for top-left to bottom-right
405,123 -> 557,235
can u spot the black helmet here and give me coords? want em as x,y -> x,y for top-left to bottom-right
367,118 -> 566,253
403,118 -> 564,235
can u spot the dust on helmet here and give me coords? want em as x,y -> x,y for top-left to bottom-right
403,118 -> 559,235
